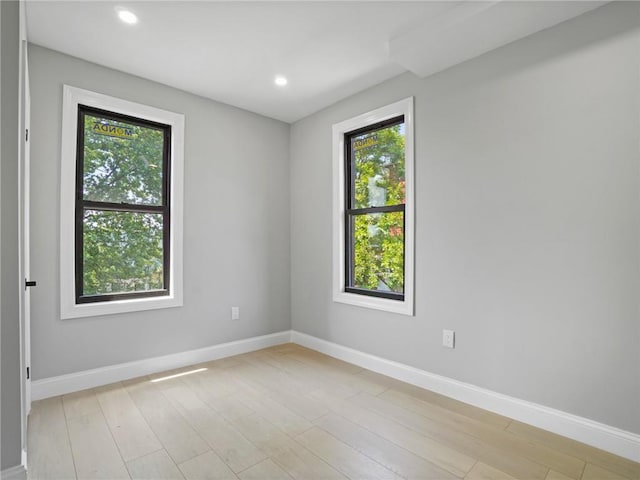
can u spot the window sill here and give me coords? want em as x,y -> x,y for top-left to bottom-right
60,294 -> 182,320
333,290 -> 413,316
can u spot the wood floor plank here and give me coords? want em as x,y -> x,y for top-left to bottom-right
126,449 -> 184,480
125,380 -> 209,464
178,450 -> 238,480
62,388 -> 101,420
231,413 -> 308,456
506,421 -> 640,480
162,435 -> 212,468
204,393 -> 255,422
259,352 -> 361,399
258,375 -> 331,419
225,361 -> 329,421
296,427 -> 403,480
241,350 -> 300,371
315,411 -> 459,479
581,463 -> 629,480
464,462 -> 518,480
27,398 -> 77,480
546,470 -> 576,480
372,390 -> 585,478
286,351 -> 386,395
391,382 -> 511,430
179,367 -> 241,399
178,368 -> 254,421
160,383 -> 218,425
289,347 -> 363,375
230,383 -> 313,436
94,382 -> 163,462
344,390 -> 550,479
352,369 -> 417,393
196,422 -> 267,474
237,459 -> 293,480
270,444 -> 348,480
232,413 -> 347,480
178,451 -> 238,480
66,411 -> 130,479
309,389 -> 476,477
161,384 -> 268,473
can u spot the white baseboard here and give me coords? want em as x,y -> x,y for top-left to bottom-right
32,331 -> 292,400
1,462 -> 26,480
1,448 -> 28,479
291,330 -> 640,463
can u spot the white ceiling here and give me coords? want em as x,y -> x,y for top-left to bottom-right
26,1 -> 605,123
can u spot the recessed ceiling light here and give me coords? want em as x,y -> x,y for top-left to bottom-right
117,9 -> 138,25
274,75 -> 288,87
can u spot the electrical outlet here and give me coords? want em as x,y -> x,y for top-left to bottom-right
231,306 -> 240,320
442,329 -> 455,349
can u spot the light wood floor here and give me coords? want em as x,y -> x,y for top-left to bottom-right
27,343 -> 640,480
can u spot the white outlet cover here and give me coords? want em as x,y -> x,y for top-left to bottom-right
443,329 -> 455,349
231,307 -> 240,320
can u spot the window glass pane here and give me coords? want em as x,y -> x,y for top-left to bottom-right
351,122 -> 405,209
351,211 -> 404,293
82,210 -> 164,296
82,114 -> 164,205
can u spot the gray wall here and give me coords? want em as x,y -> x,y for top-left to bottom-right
290,2 -> 640,433
29,45 -> 290,380
1,0 -> 23,471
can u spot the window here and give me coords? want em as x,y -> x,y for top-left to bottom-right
60,86 -> 184,319
332,98 -> 414,315
345,116 -> 406,299
76,106 -> 170,303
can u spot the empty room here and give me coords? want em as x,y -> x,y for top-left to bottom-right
1,1 -> 639,479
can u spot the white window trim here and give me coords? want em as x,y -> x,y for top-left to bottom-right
60,85 -> 184,319
332,97 -> 415,316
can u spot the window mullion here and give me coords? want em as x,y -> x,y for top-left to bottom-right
346,204 -> 405,216
81,200 -> 166,214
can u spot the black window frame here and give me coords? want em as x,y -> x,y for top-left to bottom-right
344,115 -> 405,301
75,104 -> 172,304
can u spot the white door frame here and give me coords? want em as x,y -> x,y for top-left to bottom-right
18,0 -> 31,464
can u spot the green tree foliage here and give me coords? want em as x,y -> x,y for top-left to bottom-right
350,123 -> 405,293
83,114 -> 163,204
81,114 -> 165,296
